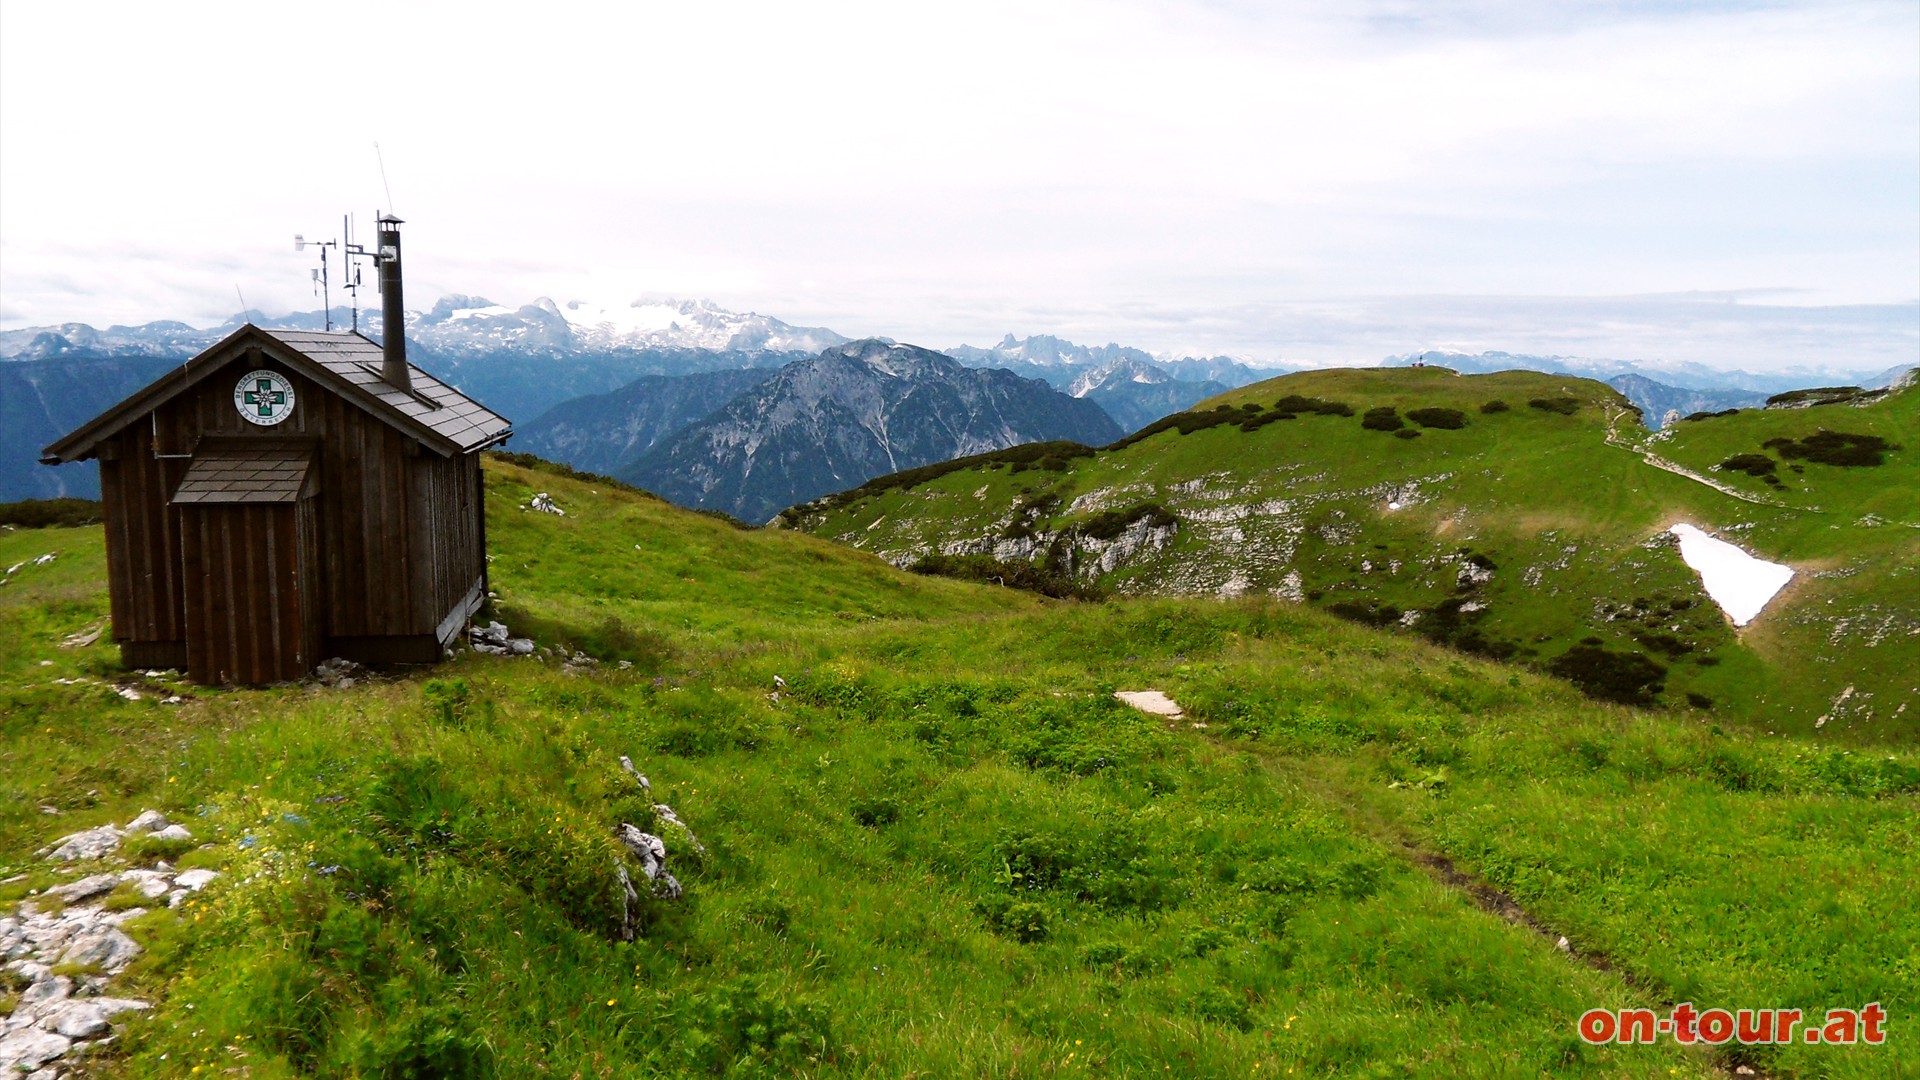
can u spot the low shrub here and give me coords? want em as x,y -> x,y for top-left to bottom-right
797,442 -> 1098,513
1762,430 -> 1894,467
1076,502 -> 1177,541
1406,407 -> 1468,430
1479,400 -> 1510,414
1528,397 -> 1581,416
1393,428 -> 1421,440
1683,408 -> 1741,422
1764,386 -> 1863,407
1326,600 -> 1401,628
908,553 -> 1095,600
1719,453 -> 1777,477
1546,645 -> 1667,706
487,451 -> 659,498
0,498 -> 103,529
1360,407 -> 1404,432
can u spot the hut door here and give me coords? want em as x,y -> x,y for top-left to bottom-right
178,501 -> 317,684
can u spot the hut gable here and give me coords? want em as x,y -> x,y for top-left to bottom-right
42,325 -> 508,464
41,323 -> 510,684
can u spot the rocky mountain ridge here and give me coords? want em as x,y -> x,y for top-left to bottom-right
622,340 -> 1121,523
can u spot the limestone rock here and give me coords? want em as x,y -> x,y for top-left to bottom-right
57,927 -> 140,972
0,1027 -> 71,1072
121,810 -> 169,835
44,875 -> 117,904
619,757 -> 651,795
40,827 -> 121,862
148,824 -> 192,843
44,999 -> 111,1039
615,824 -> 681,900
173,869 -> 220,892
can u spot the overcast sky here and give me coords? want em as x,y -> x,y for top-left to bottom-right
3,0 -> 1915,372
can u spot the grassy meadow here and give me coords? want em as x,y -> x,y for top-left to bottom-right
0,456 -> 1912,1078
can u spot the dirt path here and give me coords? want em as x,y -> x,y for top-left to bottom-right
1224,743 -> 1778,1079
1603,409 -> 1801,512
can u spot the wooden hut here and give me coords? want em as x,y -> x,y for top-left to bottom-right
41,218 -> 511,683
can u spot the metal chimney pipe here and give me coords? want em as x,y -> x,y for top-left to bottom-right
377,214 -> 409,391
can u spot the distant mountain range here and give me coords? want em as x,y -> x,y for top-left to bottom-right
4,300 -> 1905,503
0,296 -> 846,362
620,340 -> 1122,523
1382,349 -> 1907,397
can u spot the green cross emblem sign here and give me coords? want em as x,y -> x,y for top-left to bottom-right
233,369 -> 296,426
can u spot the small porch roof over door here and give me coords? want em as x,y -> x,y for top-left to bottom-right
169,440 -> 317,505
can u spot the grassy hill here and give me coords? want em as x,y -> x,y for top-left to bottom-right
786,368 -> 1918,742
2,456 -> 1914,1077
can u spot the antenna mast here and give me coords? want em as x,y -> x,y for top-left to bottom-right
292,210 -> 389,336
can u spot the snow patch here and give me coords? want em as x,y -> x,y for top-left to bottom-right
1669,524 -> 1793,627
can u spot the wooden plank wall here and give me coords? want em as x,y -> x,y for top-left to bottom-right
179,503 -> 306,683
101,426 -> 185,645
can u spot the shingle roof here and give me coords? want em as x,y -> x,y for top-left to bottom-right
258,330 -> 511,453
170,440 -> 315,505
41,325 -> 512,463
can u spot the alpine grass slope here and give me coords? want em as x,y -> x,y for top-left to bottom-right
1,455 -> 1912,1077
787,366 -> 1918,741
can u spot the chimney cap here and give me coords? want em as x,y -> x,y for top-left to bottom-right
378,213 -> 404,225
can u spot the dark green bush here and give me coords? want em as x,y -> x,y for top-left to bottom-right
1393,428 -> 1422,440
1528,397 -> 1581,416
1326,600 -> 1401,628
1479,400 -> 1510,414
1764,386 -> 1863,407
1547,646 -> 1667,706
795,442 -> 1097,515
1762,430 -> 1894,467
1719,453 -> 1777,477
1683,408 -> 1741,421
1360,407 -> 1404,431
0,498 -> 103,529
1076,502 -> 1177,541
1406,407 -> 1468,429
1272,394 -> 1355,417
487,451 -> 659,499
908,553 -> 1095,600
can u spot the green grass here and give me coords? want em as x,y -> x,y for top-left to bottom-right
791,367 -> 1919,743
0,457 -> 1911,1077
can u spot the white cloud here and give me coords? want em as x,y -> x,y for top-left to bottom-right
1,0 -> 1913,371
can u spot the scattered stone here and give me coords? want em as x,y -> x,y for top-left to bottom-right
653,804 -> 707,855
0,1028 -> 71,1073
40,827 -> 122,863
309,657 -> 364,690
121,810 -> 169,835
173,869 -> 220,892
148,824 -> 192,843
113,687 -> 141,702
619,757 -> 651,795
57,928 -> 140,971
1113,690 -> 1183,719
44,875 -> 118,904
615,824 -> 681,900
17,975 -> 72,1013
507,638 -> 535,656
1555,935 -> 1571,952
45,1000 -> 112,1039
58,622 -> 103,645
